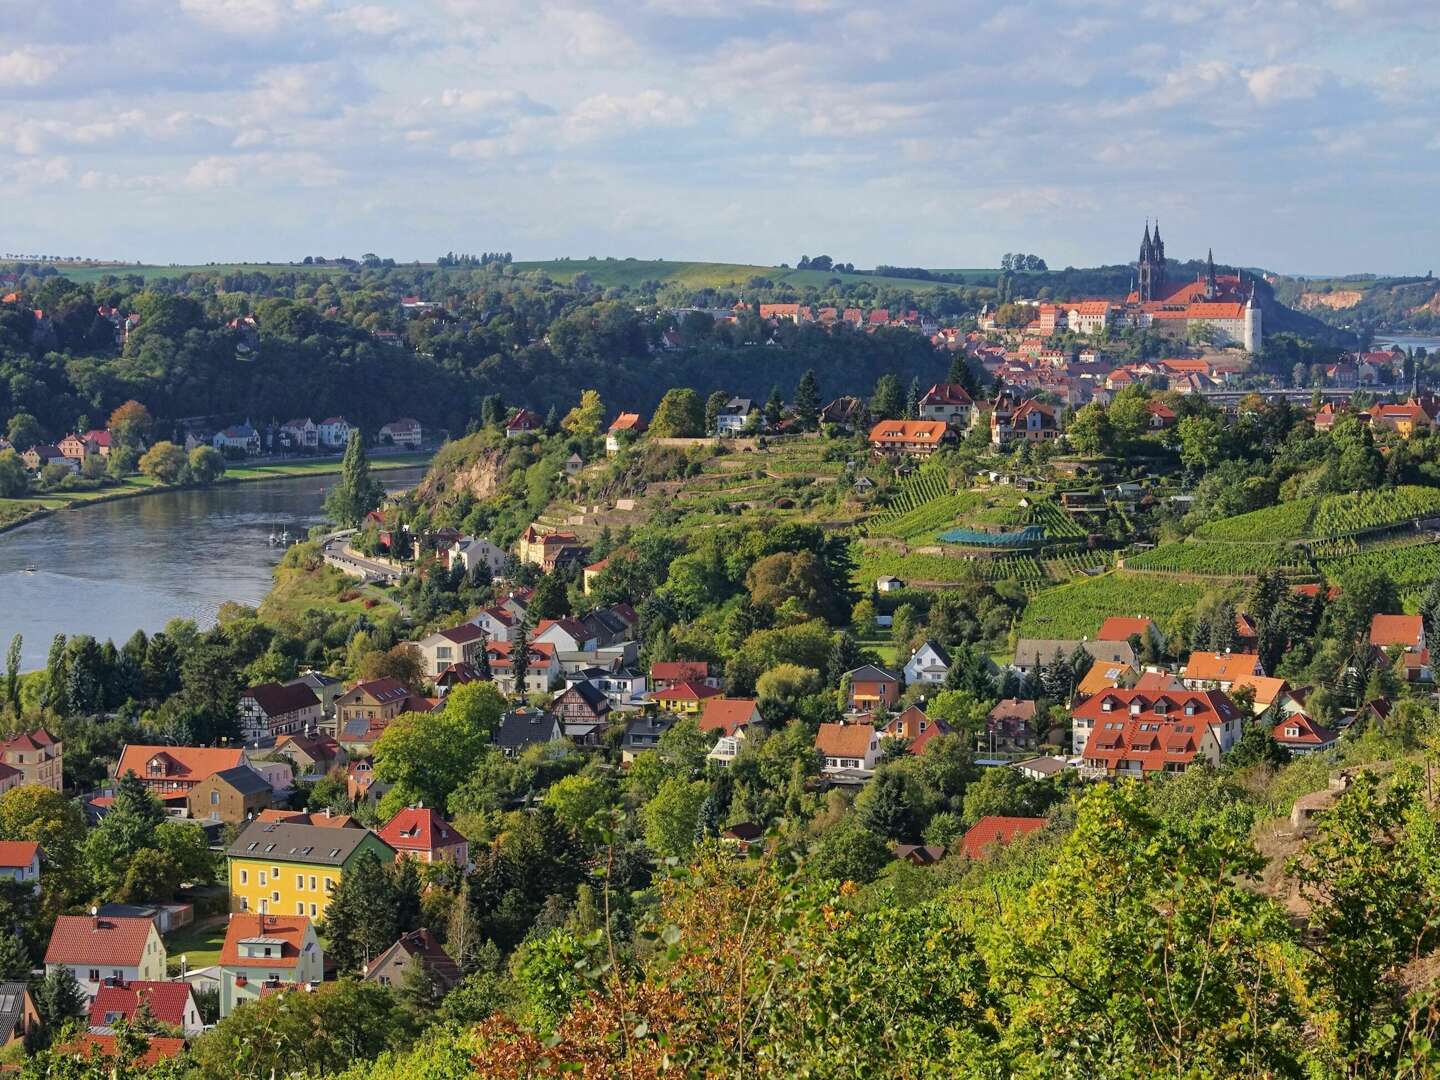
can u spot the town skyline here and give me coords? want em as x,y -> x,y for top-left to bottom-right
3,1 -> 1438,273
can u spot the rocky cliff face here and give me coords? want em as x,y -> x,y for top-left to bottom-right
415,441 -> 506,504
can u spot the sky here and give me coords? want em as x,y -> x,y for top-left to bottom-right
2,0 -> 1438,274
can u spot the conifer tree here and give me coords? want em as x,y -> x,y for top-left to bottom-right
793,369 -> 820,429
324,430 -> 384,527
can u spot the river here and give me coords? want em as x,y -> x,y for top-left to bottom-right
1374,333 -> 1440,352
0,467 -> 427,670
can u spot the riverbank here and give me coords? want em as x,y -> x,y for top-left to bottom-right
0,449 -> 433,536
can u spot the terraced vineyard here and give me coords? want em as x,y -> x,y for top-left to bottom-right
1316,541 -> 1440,596
1026,500 -> 1087,539
1126,541 -> 1311,576
1017,572 -> 1212,638
864,471 -> 952,535
1044,551 -> 1118,579
866,491 -> 987,543
1194,486 -> 1440,542
853,546 -> 1049,586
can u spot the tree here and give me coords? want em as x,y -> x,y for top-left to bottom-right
35,965 -> 85,1036
186,445 -> 226,485
650,388 -> 704,438
374,682 -> 505,809
755,664 -> 822,722
807,819 -> 891,884
357,643 -> 423,690
642,775 -> 708,860
561,389 -> 605,437
5,412 -> 40,451
510,618 -> 530,697
0,450 -> 26,498
324,852 -> 411,973
107,401 -> 153,448
137,441 -> 187,484
543,774 -> 612,841
961,767 -> 1044,824
1108,386 -> 1151,442
1066,403 -> 1112,456
855,768 -> 919,841
704,390 -> 730,436
793,369 -> 820,429
1176,414 -> 1223,472
4,634 -> 20,715
905,377 -> 920,419
871,374 -> 904,419
325,430 -> 385,527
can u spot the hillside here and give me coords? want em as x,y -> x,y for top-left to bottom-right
1271,273 -> 1440,333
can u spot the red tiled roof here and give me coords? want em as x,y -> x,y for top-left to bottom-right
609,412 -> 644,433
220,914 -> 310,968
961,816 -> 1046,860
114,745 -> 246,784
868,419 -> 953,447
920,383 -> 974,406
650,661 -> 709,683
1096,617 -> 1156,642
698,698 -> 760,737
1074,689 -> 1239,773
45,915 -> 155,966
255,809 -> 358,828
533,617 -> 589,642
0,727 -> 56,753
0,840 -> 38,868
1273,712 -> 1338,747
378,807 -> 467,853
653,680 -> 722,703
435,623 -> 486,645
1371,614 -> 1423,649
89,982 -> 194,1029
814,722 -> 875,758
66,1034 -> 186,1069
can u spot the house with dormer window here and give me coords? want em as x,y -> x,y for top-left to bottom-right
1071,688 -> 1242,777
217,914 -> 323,1018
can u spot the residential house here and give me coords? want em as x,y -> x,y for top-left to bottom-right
435,662 -> 485,695
1076,662 -> 1137,697
59,430 -> 113,460
1144,400 -> 1177,429
894,844 -> 947,866
113,745 -> 248,799
879,705 -> 949,744
334,678 -> 412,732
378,807 -> 469,866
317,416 -> 353,448
494,708 -> 564,757
992,399 -> 1058,446
651,680 -> 723,715
285,672 -> 345,725
1181,652 -> 1264,690
278,418 -> 319,450
579,603 -> 640,648
0,841 -> 40,885
699,698 -> 764,740
346,760 -> 388,805
533,617 -> 598,654
986,699 -> 1038,753
0,728 -> 62,790
516,525 -> 587,572
1370,613 -> 1431,682
472,605 -> 520,642
650,661 -> 717,691
815,722 -> 880,778
239,682 -> 322,744
1095,616 -> 1163,652
64,1034 -> 186,1070
902,640 -> 951,686
715,397 -> 758,436
414,623 -> 488,678
218,914 -> 323,1018
917,384 -> 975,429
606,412 -> 645,455
505,408 -> 543,438
1369,401 -> 1432,438
485,640 -> 560,696
89,982 -> 204,1036
447,536 -> 508,577
582,558 -> 609,593
961,816 -> 1047,860
565,663 -> 645,709
553,682 -> 612,742
226,819 -> 395,917
0,983 -> 39,1047
186,766 -> 274,825
875,576 -> 905,594
272,734 -> 348,781
622,714 -> 675,761
1228,675 -> 1290,716
819,396 -> 867,431
378,418 -> 422,448
1273,713 -> 1340,755
868,419 -> 958,458
1072,689 -> 1243,776
843,665 -> 901,712
45,915 -> 167,998
22,445 -> 76,473
1013,756 -> 1067,782
1010,639 -> 1135,678
212,422 -> 262,456
363,929 -> 460,992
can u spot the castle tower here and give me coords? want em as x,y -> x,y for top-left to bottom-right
1243,283 -> 1261,354
1137,220 -> 1167,302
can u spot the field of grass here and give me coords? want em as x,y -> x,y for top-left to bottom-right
1016,571 -> 1212,639
164,919 -> 228,972
42,262 -> 354,285
511,258 -> 997,293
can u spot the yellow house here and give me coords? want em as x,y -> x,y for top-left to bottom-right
226,820 -> 394,918
650,681 -> 722,716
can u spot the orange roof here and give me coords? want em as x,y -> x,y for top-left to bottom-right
961,816 -> 1046,860
651,661 -> 709,683
378,807 -> 467,853
880,704 -> 931,741
66,1034 -> 186,1069
698,698 -> 761,736
815,722 -> 875,758
653,680 -> 722,703
220,914 -> 311,968
1183,302 -> 1246,319
1077,664 -> 1135,696
0,840 -> 38,868
867,419 -> 953,447
609,412 -> 644,433
89,982 -> 194,1029
45,915 -> 155,967
1371,614 -> 1423,648
114,744 -> 246,784
1096,617 -> 1156,642
256,809 -> 358,828
1228,675 -> 1289,709
1183,652 -> 1262,683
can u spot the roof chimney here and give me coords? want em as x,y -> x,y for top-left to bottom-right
90,906 -> 98,930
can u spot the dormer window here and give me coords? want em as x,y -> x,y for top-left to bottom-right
1285,727 -> 1299,738
1184,702 -> 1197,716
1101,699 -> 1114,712
1129,702 -> 1141,715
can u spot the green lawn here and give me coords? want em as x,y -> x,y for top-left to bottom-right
48,262 -> 353,285
165,919 -> 228,972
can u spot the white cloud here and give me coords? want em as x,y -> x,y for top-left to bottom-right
181,156 -> 240,190
1245,64 -> 1322,105
563,90 -> 692,142
0,47 -> 62,87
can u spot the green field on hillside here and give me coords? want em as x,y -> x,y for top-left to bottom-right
38,262 -> 352,285
510,259 -> 995,293
1193,486 -> 1440,543
1017,572 -> 1212,639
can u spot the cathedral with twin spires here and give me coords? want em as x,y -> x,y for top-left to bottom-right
1125,220 -> 1260,353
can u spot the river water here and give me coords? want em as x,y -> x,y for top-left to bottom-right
0,467 -> 427,670
1375,333 -> 1440,352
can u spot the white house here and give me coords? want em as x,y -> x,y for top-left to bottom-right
317,417 -> 352,449
45,915 -> 167,998
471,606 -> 519,643
903,640 -> 951,686
378,418 -> 422,448
0,841 -> 40,885
218,914 -> 323,1019
278,418 -> 318,451
532,618 -> 598,654
447,536 -> 508,578
715,397 -> 757,436
414,623 -> 487,678
814,722 -> 880,778
212,423 -> 261,456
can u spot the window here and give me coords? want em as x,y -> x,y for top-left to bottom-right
271,891 -> 279,903
210,791 -> 219,805
272,867 -> 281,878
310,904 -> 317,916
240,870 -> 248,885
1285,727 -> 1299,738
297,902 -> 305,915
88,969 -> 99,982
325,877 -> 334,892
258,871 -> 267,886
309,876 -> 317,891
297,875 -> 304,890
240,897 -> 248,911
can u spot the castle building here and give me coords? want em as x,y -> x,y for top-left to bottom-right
1122,222 -> 1261,353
